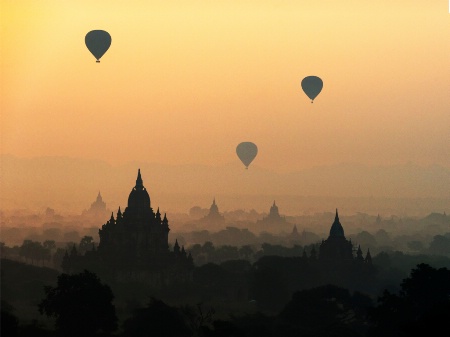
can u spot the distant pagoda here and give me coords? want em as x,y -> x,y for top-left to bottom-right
82,191 -> 110,220
199,198 -> 225,228
256,201 -> 288,228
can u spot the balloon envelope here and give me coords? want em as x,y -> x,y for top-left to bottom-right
85,30 -> 111,62
301,76 -> 323,102
236,142 -> 258,168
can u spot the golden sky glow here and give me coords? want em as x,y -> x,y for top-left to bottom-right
2,1 -> 450,172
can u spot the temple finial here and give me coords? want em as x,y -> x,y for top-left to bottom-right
136,169 -> 143,187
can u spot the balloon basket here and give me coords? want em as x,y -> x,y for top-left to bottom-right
96,60 -> 100,63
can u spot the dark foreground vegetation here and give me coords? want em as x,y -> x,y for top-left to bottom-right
2,256 -> 450,337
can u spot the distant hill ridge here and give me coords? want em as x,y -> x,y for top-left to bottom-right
1,154 -> 449,215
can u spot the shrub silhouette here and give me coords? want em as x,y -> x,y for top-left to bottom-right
39,270 -> 117,337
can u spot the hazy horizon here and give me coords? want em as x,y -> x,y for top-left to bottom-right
1,154 -> 449,217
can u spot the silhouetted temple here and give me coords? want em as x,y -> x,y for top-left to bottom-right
291,225 -> 300,239
199,198 -> 225,227
98,170 -> 172,265
81,191 -> 110,220
288,225 -> 301,245
318,209 -> 371,266
256,201 -> 288,227
64,170 -> 193,284
375,213 -> 382,225
91,191 -> 107,212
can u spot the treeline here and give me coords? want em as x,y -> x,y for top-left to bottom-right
3,234 -> 449,274
1,236 -> 97,270
177,227 -> 450,258
3,223 -> 450,260
187,241 -> 319,265
0,239 -> 315,270
2,263 -> 449,336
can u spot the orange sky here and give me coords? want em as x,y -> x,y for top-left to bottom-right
2,1 -> 450,172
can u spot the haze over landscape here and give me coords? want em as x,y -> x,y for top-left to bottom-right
2,2 -> 450,337
2,1 -> 450,218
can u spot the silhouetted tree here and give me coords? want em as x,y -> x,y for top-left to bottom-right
43,227 -> 63,241
214,245 -> 239,263
428,234 -> 450,256
368,263 -> 450,337
19,239 -> 33,263
251,255 -> 321,312
79,236 -> 94,255
39,240 -> 55,266
61,250 -> 70,272
63,231 -> 80,243
227,312 -> 273,337
209,320 -> 243,337
202,241 -> 215,261
53,248 -> 66,269
251,257 -> 291,311
122,298 -> 191,337
406,240 -> 424,252
238,245 -> 254,260
19,240 -> 47,265
183,302 -> 215,337
39,270 -> 117,337
220,259 -> 252,273
260,243 -> 290,257
194,263 -> 227,289
43,240 -> 56,251
18,319 -> 52,337
0,242 -> 6,257
279,284 -> 372,337
1,300 -> 19,337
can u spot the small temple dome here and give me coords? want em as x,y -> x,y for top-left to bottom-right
270,201 -> 279,214
209,198 -> 219,214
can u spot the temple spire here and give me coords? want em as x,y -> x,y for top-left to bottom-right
365,249 -> 372,264
174,239 -> 180,254
329,208 -> 344,238
136,169 -> 143,188
156,207 -> 161,222
97,191 -> 102,201
162,213 -> 169,227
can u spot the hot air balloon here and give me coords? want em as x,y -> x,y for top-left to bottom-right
301,76 -> 323,103
236,142 -> 258,169
85,30 -> 111,63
